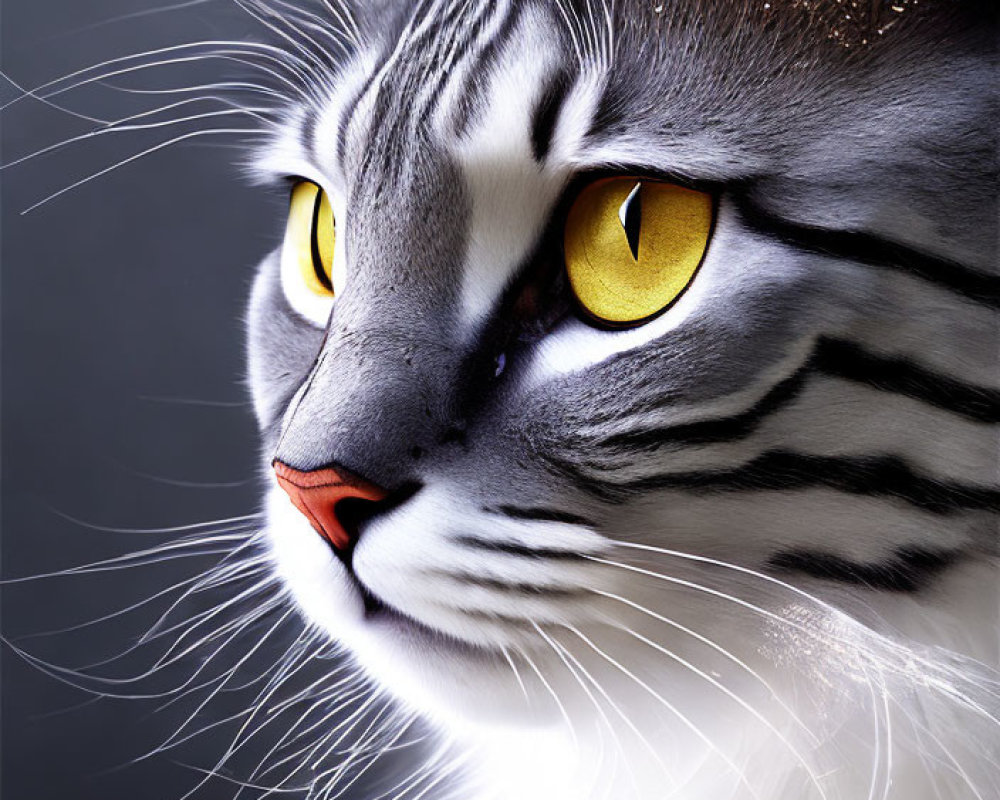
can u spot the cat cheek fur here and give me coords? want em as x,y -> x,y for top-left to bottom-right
245,2 -> 999,798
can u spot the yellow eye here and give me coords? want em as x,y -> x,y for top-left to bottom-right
563,177 -> 714,325
286,180 -> 336,297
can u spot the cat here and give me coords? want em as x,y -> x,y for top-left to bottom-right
10,0 -> 996,798
242,1 -> 1000,798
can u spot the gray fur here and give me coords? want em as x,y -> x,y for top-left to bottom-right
245,2 -> 999,798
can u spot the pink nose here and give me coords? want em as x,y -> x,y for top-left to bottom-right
273,460 -> 388,552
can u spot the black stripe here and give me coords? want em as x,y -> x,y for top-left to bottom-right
453,608 -> 533,627
484,505 -> 595,526
337,0 -> 439,165
448,2 -> 529,138
621,450 -> 1000,514
437,570 -> 585,598
542,457 -> 622,503
416,2 -> 500,127
597,355 -> 812,452
814,338 -> 1000,424
454,535 -> 590,561
594,336 -> 999,455
737,200 -> 1000,309
467,0 -> 525,80
530,69 -> 573,162
337,49 -> 390,164
769,546 -> 960,593
309,191 -> 334,292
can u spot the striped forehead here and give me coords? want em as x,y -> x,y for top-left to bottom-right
336,2 -> 598,326
335,1 -> 520,173
441,4 -> 589,324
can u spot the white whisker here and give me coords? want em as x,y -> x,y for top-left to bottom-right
16,572 -> 206,641
549,628 -> 676,791
138,549 -> 269,645
53,0 -> 218,38
59,557 -> 268,673
890,696 -> 988,800
564,622 -> 763,800
499,644 -> 530,703
245,673 -> 362,787
185,631 -> 318,785
170,608 -> 297,800
103,80 -> 282,102
2,102 -> 272,171
532,622 -> 644,800
145,601 -> 286,702
21,127 -> 267,214
519,645 -> 580,752
390,750 -> 465,800
267,0 -> 354,61
1,40 -> 306,112
232,0 -> 330,90
324,712 -> 416,800
0,68 -> 108,123
309,690 -> 387,769
150,575 -> 279,668
592,588 -> 821,746
608,620 -> 828,800
0,531 -> 253,585
317,0 -> 364,50
49,509 -> 261,535
175,760 -> 307,795
590,549 -> 1000,727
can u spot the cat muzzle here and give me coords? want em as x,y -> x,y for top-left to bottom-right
273,460 -> 388,552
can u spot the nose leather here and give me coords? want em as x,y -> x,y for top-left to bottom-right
273,460 -> 388,551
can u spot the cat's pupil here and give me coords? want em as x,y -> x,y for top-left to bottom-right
309,192 -> 334,292
619,181 -> 643,261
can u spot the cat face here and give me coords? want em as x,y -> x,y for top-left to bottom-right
247,0 -> 998,738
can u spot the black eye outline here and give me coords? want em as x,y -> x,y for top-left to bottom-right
555,170 -> 721,330
489,169 -> 723,343
284,178 -> 336,299
303,183 -> 334,294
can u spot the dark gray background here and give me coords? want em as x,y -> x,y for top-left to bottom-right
2,2 -> 290,797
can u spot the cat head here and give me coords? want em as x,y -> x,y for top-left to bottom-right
246,0 -> 997,732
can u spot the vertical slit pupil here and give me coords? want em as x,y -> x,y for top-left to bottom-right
619,181 -> 643,262
310,189 -> 334,292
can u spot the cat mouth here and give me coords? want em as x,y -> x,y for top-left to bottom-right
275,482 -> 503,658
328,493 -> 491,654
358,580 -> 388,618
338,547 -> 497,657
353,574 -> 494,658
324,513 -> 396,620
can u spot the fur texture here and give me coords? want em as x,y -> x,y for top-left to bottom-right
234,1 -> 1000,798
